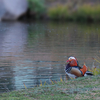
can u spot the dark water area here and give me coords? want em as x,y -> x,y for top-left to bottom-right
0,21 -> 100,92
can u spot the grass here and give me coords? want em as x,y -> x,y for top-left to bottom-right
88,67 -> 100,76
47,4 -> 70,20
47,4 -> 100,22
28,0 -> 46,19
73,5 -> 100,22
27,0 -> 100,22
0,75 -> 100,100
47,5 -> 70,20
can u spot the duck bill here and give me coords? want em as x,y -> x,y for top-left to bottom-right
66,60 -> 69,62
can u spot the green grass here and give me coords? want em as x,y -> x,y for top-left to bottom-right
28,0 -> 46,19
27,0 -> 100,21
47,4 -> 100,22
47,5 -> 70,20
73,5 -> 100,22
0,75 -> 100,100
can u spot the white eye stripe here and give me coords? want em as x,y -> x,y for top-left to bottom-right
68,57 -> 76,60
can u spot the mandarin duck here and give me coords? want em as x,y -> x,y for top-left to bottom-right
65,56 -> 93,78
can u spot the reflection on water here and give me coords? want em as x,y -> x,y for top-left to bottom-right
0,21 -> 100,92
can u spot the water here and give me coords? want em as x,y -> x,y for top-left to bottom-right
0,21 -> 100,92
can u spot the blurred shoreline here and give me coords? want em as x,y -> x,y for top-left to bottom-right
1,0 -> 100,22
24,0 -> 100,22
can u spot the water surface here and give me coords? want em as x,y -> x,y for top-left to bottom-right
0,21 -> 100,92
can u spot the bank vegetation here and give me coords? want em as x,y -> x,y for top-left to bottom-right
0,75 -> 100,100
27,0 -> 100,22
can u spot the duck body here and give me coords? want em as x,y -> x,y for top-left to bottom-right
65,67 -> 93,79
65,57 -> 93,79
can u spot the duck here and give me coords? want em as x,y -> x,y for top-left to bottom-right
65,56 -> 93,79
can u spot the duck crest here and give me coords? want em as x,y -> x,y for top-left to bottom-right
67,56 -> 78,67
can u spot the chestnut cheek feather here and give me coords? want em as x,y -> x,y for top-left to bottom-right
69,60 -> 77,67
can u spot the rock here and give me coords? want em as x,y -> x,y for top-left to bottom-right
0,0 -> 28,20
0,0 -> 6,20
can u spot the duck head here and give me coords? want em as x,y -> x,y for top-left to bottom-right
67,56 -> 78,67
